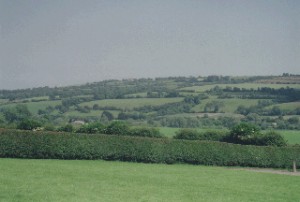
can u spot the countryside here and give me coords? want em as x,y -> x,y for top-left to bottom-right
1,0 -> 299,201
0,74 -> 300,201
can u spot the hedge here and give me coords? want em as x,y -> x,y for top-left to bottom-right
0,129 -> 299,168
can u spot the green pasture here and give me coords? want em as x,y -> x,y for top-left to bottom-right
279,130 -> 300,145
124,92 -> 148,98
180,83 -> 300,93
65,110 -> 120,118
0,99 -> 8,104
0,100 -> 61,114
0,159 -> 299,202
267,102 -> 300,111
191,98 -> 263,113
158,127 -> 228,138
80,98 -> 183,110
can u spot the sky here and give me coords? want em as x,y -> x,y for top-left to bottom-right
0,0 -> 299,90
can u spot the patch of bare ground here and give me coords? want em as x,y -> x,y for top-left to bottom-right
229,167 -> 300,176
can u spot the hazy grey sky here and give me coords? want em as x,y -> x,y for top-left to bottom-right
0,0 -> 299,89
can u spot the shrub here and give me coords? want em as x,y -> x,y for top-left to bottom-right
57,124 -> 74,132
226,123 -> 261,145
201,130 -> 227,141
104,121 -> 130,135
174,129 -> 201,140
76,122 -> 104,134
259,131 -> 287,147
17,119 -> 42,130
0,129 -> 299,168
129,127 -> 163,138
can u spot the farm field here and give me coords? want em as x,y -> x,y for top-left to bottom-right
79,98 -> 183,110
266,101 -> 300,111
180,83 -> 300,93
0,100 -> 61,114
191,98 -> 264,113
279,130 -> 300,145
0,158 -> 299,202
65,109 -> 120,118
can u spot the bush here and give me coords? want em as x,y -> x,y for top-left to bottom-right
174,129 -> 201,140
225,123 -> 261,145
0,129 -> 299,168
104,121 -> 130,135
129,127 -> 163,138
201,130 -> 227,141
259,131 -> 287,147
17,119 -> 42,130
57,124 -> 74,132
76,122 -> 104,134
224,123 -> 287,147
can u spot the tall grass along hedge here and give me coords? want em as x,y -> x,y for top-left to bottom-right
0,129 -> 299,168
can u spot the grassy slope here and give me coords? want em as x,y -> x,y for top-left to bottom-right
180,83 -> 300,93
280,130 -> 300,145
0,159 -> 299,202
0,100 -> 61,114
79,98 -> 183,110
191,98 -> 263,113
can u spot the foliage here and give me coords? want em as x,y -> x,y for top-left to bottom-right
226,123 -> 261,145
174,128 -> 201,140
0,129 -> 299,168
17,119 -> 42,130
259,131 -> 287,147
225,123 -> 287,146
104,121 -> 130,135
57,124 -> 74,132
76,122 -> 104,134
129,127 -> 163,138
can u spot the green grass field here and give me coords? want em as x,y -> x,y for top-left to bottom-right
80,98 -> 183,110
0,100 -> 62,114
180,83 -> 300,93
0,159 -> 299,202
65,110 -> 120,118
267,101 -> 300,111
279,130 -> 300,145
191,98 -> 263,113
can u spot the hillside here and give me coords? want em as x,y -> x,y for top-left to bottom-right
0,75 -> 299,140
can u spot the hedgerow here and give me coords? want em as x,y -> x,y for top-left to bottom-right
0,129 -> 299,168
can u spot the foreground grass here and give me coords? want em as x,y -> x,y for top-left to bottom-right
0,159 -> 299,202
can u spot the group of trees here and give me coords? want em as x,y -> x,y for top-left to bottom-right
174,123 -> 287,147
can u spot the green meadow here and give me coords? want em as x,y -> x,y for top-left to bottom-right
0,100 -> 61,114
180,83 -> 300,93
0,158 -> 299,202
79,98 -> 183,110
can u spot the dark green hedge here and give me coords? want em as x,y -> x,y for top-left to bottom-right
0,129 -> 299,168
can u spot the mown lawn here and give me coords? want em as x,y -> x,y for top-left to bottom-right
0,159 -> 299,202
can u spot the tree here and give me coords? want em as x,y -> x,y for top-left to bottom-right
17,119 -> 42,130
104,121 -> 129,135
101,111 -> 114,121
226,123 -> 260,145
